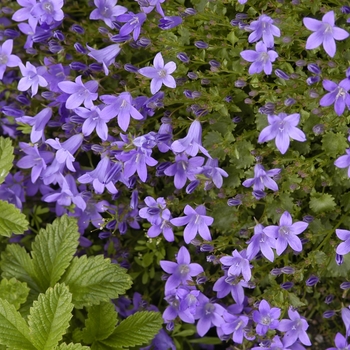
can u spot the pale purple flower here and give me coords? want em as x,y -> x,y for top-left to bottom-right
115,12 -> 147,41
31,0 -> 64,26
140,0 -> 165,17
258,113 -> 306,154
12,0 -> 38,30
242,164 -> 281,192
170,204 -> 213,244
147,209 -> 175,242
0,39 -> 21,80
220,249 -> 252,281
342,307 -> 350,337
221,313 -> 249,344
160,246 -> 204,292
87,44 -> 121,75
335,149 -> 350,177
240,41 -> 278,75
336,229 -> 350,255
253,300 -> 280,336
58,75 -> 98,109
138,52 -> 176,95
213,272 -> 247,305
278,308 -> 311,347
303,11 -> 349,57
89,0 -> 127,28
159,16 -> 183,30
201,158 -> 229,189
251,335 -> 289,350
327,333 -> 350,350
18,62 -> 48,97
247,14 -> 281,48
320,79 -> 350,116
264,211 -> 308,256
139,196 -> 166,226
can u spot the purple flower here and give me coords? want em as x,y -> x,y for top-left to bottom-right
220,250 -> 252,281
139,0 -> 165,17
278,308 -> 311,347
147,209 -> 174,242
221,313 -> 249,344
89,0 -> 127,28
171,205 -> 213,244
213,272 -> 247,305
160,246 -> 204,292
240,41 -> 278,75
138,52 -> 176,95
164,153 -> 204,190
58,75 -> 98,109
12,0 -> 38,30
31,0 -> 64,26
247,14 -> 281,48
327,333 -> 350,350
159,16 -> 183,30
87,44 -> 121,75
0,39 -> 21,80
303,11 -> 349,57
115,12 -> 146,41
18,62 -> 48,97
251,335 -> 289,350
242,164 -> 281,192
320,79 -> 350,116
264,211 -> 308,256
201,158 -> 229,189
258,113 -> 306,154
335,149 -> 350,177
342,307 -> 350,337
336,229 -> 350,255
253,300 -> 280,336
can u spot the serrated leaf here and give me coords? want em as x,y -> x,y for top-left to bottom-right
31,215 -> 80,291
0,298 -> 35,349
101,311 -> 162,348
0,137 -> 14,185
1,245 -> 39,291
322,132 -> 348,158
56,343 -> 90,349
82,302 -> 117,344
0,200 -> 28,237
309,193 -> 336,213
28,283 -> 73,350
189,337 -> 223,345
60,256 -> 132,308
0,277 -> 29,310
288,293 -> 306,308
91,342 -> 122,350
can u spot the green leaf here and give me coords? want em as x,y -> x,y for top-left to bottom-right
288,293 -> 306,308
0,277 -> 29,310
91,342 -> 122,350
101,311 -> 162,348
0,200 -> 28,237
322,132 -> 348,158
56,343 -> 90,349
60,256 -> 132,308
0,298 -> 35,349
1,244 -> 39,291
31,215 -> 80,291
0,137 -> 14,185
28,283 -> 74,350
309,193 -> 336,213
82,302 -> 117,344
188,337 -> 223,345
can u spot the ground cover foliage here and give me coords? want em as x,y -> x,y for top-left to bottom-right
1,0 -> 350,349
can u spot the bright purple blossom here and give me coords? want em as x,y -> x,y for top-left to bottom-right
89,0 -> 127,28
138,52 -> 176,95
115,12 -> 147,41
147,209 -> 174,242
253,300 -> 280,336
335,149 -> 350,177
160,246 -> 204,292
247,14 -> 281,48
12,0 -> 38,30
201,158 -> 228,189
221,312 -> 249,344
264,211 -> 308,255
18,62 -> 48,97
87,44 -> 121,75
139,196 -> 166,226
342,307 -> 350,337
327,333 -> 350,350
170,205 -> 213,244
336,229 -> 350,255
31,0 -> 64,26
320,79 -> 350,116
251,335 -> 290,350
58,75 -> 98,109
278,308 -> 311,347
220,250 -> 252,281
159,16 -> 183,30
303,11 -> 349,57
140,0 -> 165,17
240,41 -> 278,75
242,164 -> 281,192
0,39 -> 21,80
258,113 -> 306,154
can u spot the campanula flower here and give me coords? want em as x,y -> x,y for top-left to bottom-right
327,333 -> 350,350
31,0 -> 64,26
220,249 -> 252,281
253,300 -> 281,336
87,44 -> 121,75
334,149 -> 350,177
159,16 -> 183,30
89,0 -> 127,28
221,313 -> 249,344
0,39 -> 21,80
115,12 -> 147,41
18,61 -> 48,97
320,79 -> 350,116
242,164 -> 281,192
335,229 -> 350,255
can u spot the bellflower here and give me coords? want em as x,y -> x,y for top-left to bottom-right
139,196 -> 166,226
264,211 -> 308,256
115,12 -> 147,41
247,14 -> 281,48
251,335 -> 290,350
303,11 -> 349,57
138,52 -> 176,95
242,164 -> 281,192
327,333 -> 350,350
159,16 -> 183,30
147,209 -> 175,242
0,39 -> 21,80
335,149 -> 350,177
12,0 -> 38,30
278,308 -> 311,347
58,75 -> 99,109
201,158 -> 229,189
320,79 -> 350,116
160,246 -> 204,292
31,0 -> 64,26
221,312 -> 249,344
335,229 -> 350,255
258,113 -> 306,154
18,62 -> 48,97
253,300 -> 281,336
342,307 -> 350,337
87,44 -> 121,75
170,205 -> 214,244
220,250 -> 252,282
89,0 -> 127,28
240,41 -> 278,75
140,0 -> 165,17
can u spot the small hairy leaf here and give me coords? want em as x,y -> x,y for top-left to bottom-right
309,193 -> 336,213
82,301 -> 117,344
60,256 -> 132,308
31,215 -> 80,291
0,137 -> 14,185
0,200 -> 28,237
0,277 -> 29,310
56,343 -> 90,349
101,311 -> 162,348
0,298 -> 35,349
28,283 -> 73,350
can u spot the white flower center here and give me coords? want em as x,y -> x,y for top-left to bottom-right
336,87 -> 346,100
158,69 -> 167,78
262,316 -> 271,325
179,264 -> 190,276
279,225 -> 290,235
0,54 -> 8,65
43,1 -> 53,13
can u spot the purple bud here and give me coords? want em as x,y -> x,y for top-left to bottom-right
53,30 -> 65,41
200,244 -> 214,252
341,6 -> 350,14
16,94 -> 31,105
280,282 -> 294,290
196,276 -> 207,284
284,98 -> 296,106
253,190 -> 266,200
98,27 -> 109,35
232,116 -> 241,123
270,268 -> 282,276
110,34 -> 131,43
99,231 -> 111,239
136,37 -> 151,47
209,59 -> 221,68
41,91 -> 56,100
227,197 -> 242,206
106,220 -> 117,230
104,162 -> 122,184
281,266 -> 295,274
49,41 -> 63,53
74,42 -> 87,54
236,13 -> 248,20
230,19 -> 241,26
70,61 -> 88,71
186,180 -> 200,194
33,30 -> 53,43
124,64 -> 139,73
4,29 -> 20,39
306,275 -> 319,286
71,24 -> 85,34
91,144 -> 105,153
296,59 -> 306,67
309,90 -> 319,98
184,90 -> 193,98
307,63 -> 321,74
346,67 -> 350,78
312,124 -> 325,135
275,69 -> 290,80
336,254 -> 344,265
195,41 -> 209,49
184,8 -> 197,15
1,7 -> 14,14
235,79 -> 247,87
325,295 -> 334,304
340,282 -> 350,290
303,215 -> 314,223
192,91 -> 201,98
225,95 -> 233,102
159,16 -> 183,30
177,52 -> 190,63
166,322 -> 174,331
323,310 -> 335,318
191,238 -> 202,246
306,76 -> 320,85
187,72 -> 198,80
201,79 -> 210,85
1,106 -> 24,118
89,63 -> 103,71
